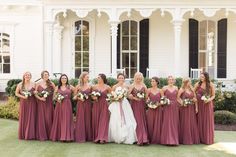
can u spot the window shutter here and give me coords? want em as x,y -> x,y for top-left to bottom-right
189,19 -> 199,76
117,24 -> 121,69
217,18 -> 227,78
139,19 -> 149,77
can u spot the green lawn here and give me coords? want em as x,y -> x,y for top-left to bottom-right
0,118 -> 236,157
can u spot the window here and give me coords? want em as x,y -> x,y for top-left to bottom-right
199,20 -> 216,78
74,20 -> 89,78
0,33 -> 10,74
120,20 -> 139,78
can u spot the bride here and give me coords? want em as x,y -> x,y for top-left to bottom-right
108,73 -> 137,144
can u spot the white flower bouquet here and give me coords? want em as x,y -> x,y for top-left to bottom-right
54,93 -> 64,103
201,94 -> 210,103
146,100 -> 158,109
90,91 -> 101,101
182,98 -> 194,107
38,90 -> 50,98
22,90 -> 32,98
136,91 -> 145,99
160,96 -> 170,106
77,92 -> 89,101
106,87 -> 127,103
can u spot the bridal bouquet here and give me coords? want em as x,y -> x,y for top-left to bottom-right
54,93 -> 64,103
136,91 -> 145,99
37,90 -> 50,98
182,98 -> 194,107
160,96 -> 170,106
201,94 -> 210,103
77,92 -> 89,101
106,87 -> 127,103
146,100 -> 158,109
22,90 -> 32,98
90,91 -> 101,101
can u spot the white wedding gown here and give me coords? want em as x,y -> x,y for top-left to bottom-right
108,88 -> 137,144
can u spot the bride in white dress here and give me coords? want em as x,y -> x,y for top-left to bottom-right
108,73 -> 137,144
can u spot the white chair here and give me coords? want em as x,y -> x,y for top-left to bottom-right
146,68 -> 159,78
116,68 -> 126,75
190,68 -> 202,79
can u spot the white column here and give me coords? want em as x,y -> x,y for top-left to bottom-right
110,21 -> 119,77
52,23 -> 64,74
172,19 -> 184,77
44,21 -> 54,73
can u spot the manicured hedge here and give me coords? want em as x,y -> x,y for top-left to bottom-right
214,110 -> 236,125
214,91 -> 236,113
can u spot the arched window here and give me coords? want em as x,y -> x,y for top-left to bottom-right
74,20 -> 89,78
120,20 -> 139,78
0,33 -> 10,73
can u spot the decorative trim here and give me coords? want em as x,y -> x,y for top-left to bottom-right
199,8 -> 221,17
135,8 -> 155,18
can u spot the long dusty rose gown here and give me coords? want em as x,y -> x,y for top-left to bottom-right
18,88 -> 37,140
130,87 -> 149,145
50,87 -> 74,141
36,85 -> 54,141
146,92 -> 162,144
75,88 -> 93,142
179,91 -> 200,144
196,86 -> 214,145
92,89 -> 110,143
160,89 -> 179,145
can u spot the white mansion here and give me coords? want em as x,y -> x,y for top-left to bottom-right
0,0 -> 236,91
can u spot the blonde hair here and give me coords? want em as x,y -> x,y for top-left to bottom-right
79,71 -> 89,86
181,77 -> 194,92
41,70 -> 52,89
22,71 -> 32,90
132,72 -> 145,86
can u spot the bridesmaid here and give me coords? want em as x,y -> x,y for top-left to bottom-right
74,71 -> 93,142
15,72 -> 36,140
194,72 -> 215,145
92,74 -> 111,144
177,78 -> 200,145
35,70 -> 55,141
128,72 -> 149,145
160,76 -> 179,146
50,74 -> 75,142
146,77 -> 163,144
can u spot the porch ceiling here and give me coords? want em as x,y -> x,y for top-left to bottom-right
43,0 -> 236,6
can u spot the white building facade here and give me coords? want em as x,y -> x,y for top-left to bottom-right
0,0 -> 236,91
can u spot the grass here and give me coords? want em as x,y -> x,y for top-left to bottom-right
0,118 -> 236,157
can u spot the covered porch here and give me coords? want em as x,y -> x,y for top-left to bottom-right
44,1 -> 236,80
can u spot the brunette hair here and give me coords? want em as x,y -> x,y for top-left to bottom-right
198,72 -> 211,94
151,77 -> 160,85
98,73 -> 107,84
58,74 -> 69,89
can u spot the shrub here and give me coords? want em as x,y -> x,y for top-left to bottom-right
69,79 -> 78,86
51,79 -> 59,86
5,79 -> 22,97
0,97 -> 19,120
107,77 -> 118,87
214,110 -> 236,125
214,91 -> 236,113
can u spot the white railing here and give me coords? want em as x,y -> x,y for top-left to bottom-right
116,68 -> 126,75
146,68 -> 159,78
190,68 -> 202,79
